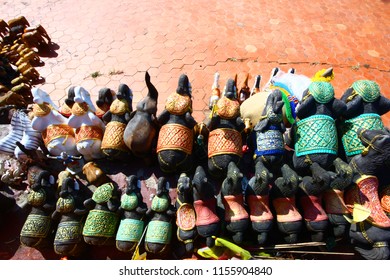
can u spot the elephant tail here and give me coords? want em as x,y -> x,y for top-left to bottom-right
354,242 -> 390,260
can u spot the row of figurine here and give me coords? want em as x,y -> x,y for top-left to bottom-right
0,16 -> 54,107
3,66 -> 390,260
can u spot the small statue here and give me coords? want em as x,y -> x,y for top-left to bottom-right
339,80 -> 390,162
220,161 -> 249,244
95,87 -> 116,119
31,87 -> 78,156
156,74 -> 197,173
192,165 -> 220,248
101,84 -> 133,160
68,86 -> 106,161
272,164 -> 303,243
123,72 -> 159,162
52,173 -> 89,257
144,177 -> 175,258
82,164 -> 120,246
175,173 -> 197,254
20,166 -> 56,248
116,175 -> 147,253
206,78 -> 245,178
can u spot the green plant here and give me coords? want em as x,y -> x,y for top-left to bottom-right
351,63 -> 360,71
109,69 -> 124,75
91,71 -> 102,78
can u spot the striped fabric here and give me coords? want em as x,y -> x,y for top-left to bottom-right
14,111 -> 42,159
0,111 -> 24,155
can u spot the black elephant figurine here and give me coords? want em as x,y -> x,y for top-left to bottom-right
52,173 -> 89,257
206,78 -> 245,178
250,89 -> 286,181
288,79 -> 347,174
322,158 -> 353,238
115,175 -> 147,253
101,83 -> 133,160
20,166 -> 56,248
82,164 -> 120,246
220,161 -> 249,244
156,74 -> 197,173
175,173 -> 197,254
271,164 -> 303,243
339,80 -> 390,162
95,87 -> 115,119
345,128 -> 390,260
297,162 -> 331,241
245,171 -> 274,245
192,165 -> 220,248
144,177 -> 176,258
123,72 -> 159,163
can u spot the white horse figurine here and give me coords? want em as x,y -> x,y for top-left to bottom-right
67,86 -> 105,161
31,88 -> 78,156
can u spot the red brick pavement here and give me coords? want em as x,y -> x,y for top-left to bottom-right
3,0 -> 390,125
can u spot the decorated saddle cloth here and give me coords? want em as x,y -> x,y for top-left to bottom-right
339,113 -> 384,156
145,220 -> 172,245
254,126 -> 284,157
176,202 -> 196,231
246,195 -> 273,222
21,214 -> 51,239
294,114 -> 337,157
193,198 -> 220,226
82,209 -> 119,237
222,194 -> 249,222
54,220 -> 83,245
156,123 -> 193,154
101,121 -> 128,151
208,128 -> 243,158
345,176 -> 390,228
42,124 -> 75,146
75,125 -> 103,143
116,219 -> 144,242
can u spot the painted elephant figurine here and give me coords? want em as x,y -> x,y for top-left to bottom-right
288,80 -> 347,174
249,88 -> 294,186
175,173 -> 197,255
220,161 -> 249,244
82,164 -> 120,246
31,87 -> 78,156
297,162 -> 331,241
101,83 -> 133,160
345,128 -> 390,260
157,74 -> 197,173
95,87 -> 115,119
271,164 -> 303,243
144,177 -> 176,258
52,174 -> 89,257
116,175 -> 147,253
123,72 -> 159,162
339,80 -> 390,162
323,158 -> 353,239
67,86 -> 106,161
192,165 -> 220,248
206,78 -> 245,178
20,166 -> 56,248
245,171 -> 274,245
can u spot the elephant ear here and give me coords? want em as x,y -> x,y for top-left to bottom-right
254,118 -> 269,132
